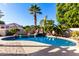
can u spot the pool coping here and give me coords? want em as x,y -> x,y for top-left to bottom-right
0,36 -> 51,47
46,35 -> 78,47
0,35 -> 78,47
0,36 -> 79,56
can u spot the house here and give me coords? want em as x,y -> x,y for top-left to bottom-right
7,23 -> 26,35
7,23 -> 23,30
0,23 -> 25,36
0,24 -> 7,36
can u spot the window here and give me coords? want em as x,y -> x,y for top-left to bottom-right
1,26 -> 4,28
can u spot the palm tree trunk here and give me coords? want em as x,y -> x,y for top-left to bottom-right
34,13 -> 37,26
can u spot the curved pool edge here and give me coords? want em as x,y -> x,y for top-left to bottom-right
0,36 -> 52,47
46,35 -> 78,47
0,36 -> 14,39
0,36 -> 78,47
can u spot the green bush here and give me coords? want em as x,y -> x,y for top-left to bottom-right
6,29 -> 19,36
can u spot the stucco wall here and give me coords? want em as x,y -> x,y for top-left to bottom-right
0,29 -> 7,36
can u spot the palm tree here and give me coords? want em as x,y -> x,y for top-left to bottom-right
43,16 -> 47,33
29,4 -> 42,26
0,10 -> 4,18
0,10 -> 5,24
40,16 -> 54,33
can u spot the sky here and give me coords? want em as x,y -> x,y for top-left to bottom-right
0,3 -> 56,26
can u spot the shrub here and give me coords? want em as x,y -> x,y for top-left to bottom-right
6,29 -> 19,36
70,31 -> 79,37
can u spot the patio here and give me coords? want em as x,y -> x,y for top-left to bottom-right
0,41 -> 79,56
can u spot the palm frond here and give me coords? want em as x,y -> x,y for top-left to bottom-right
29,4 -> 42,14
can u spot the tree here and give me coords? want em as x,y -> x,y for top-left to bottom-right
0,10 -> 5,24
57,3 -> 79,28
40,16 -> 47,32
0,20 -> 5,24
6,29 -> 19,36
23,26 -> 31,32
40,16 -> 54,27
29,4 -> 42,26
40,16 -> 54,33
46,20 -> 54,32
53,24 -> 68,36
0,10 -> 4,18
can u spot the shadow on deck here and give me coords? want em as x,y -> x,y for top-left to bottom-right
0,45 -> 79,56
28,46 -> 79,56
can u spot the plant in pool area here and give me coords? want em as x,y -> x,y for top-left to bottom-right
57,3 -> 79,28
0,10 -> 4,19
6,29 -> 19,36
23,25 -> 40,34
40,16 -> 54,33
70,31 -> 79,37
23,26 -> 31,33
29,4 -> 42,26
0,10 -> 5,24
53,24 -> 68,36
56,3 -> 79,37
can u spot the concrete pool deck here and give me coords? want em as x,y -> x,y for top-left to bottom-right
0,36 -> 79,56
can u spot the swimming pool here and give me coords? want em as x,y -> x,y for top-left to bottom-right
2,35 -> 76,46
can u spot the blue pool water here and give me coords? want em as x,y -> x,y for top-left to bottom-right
2,36 -> 76,46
